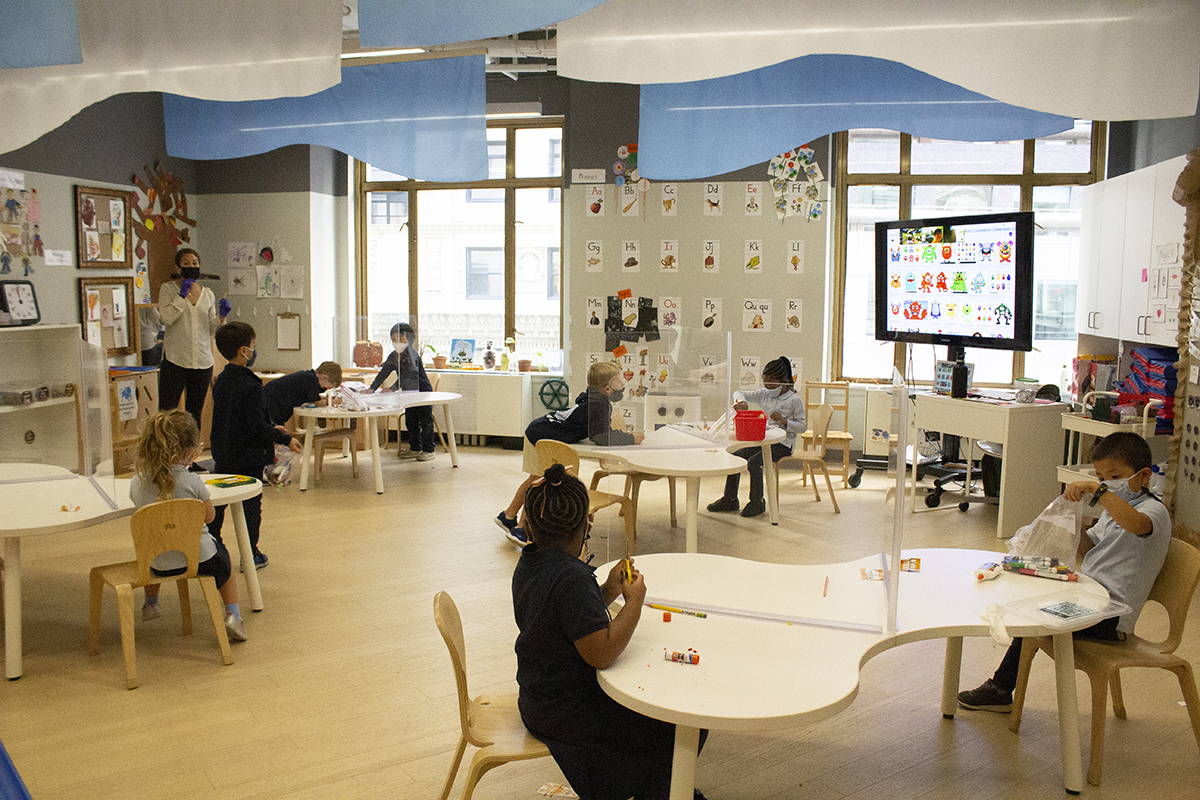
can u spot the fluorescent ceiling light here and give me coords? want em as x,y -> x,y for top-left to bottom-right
341,48 -> 425,59
485,101 -> 542,119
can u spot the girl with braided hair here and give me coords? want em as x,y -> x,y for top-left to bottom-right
707,355 -> 805,518
512,463 -> 707,799
133,409 -> 246,642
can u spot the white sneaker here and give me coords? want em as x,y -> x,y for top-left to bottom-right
142,602 -> 161,621
224,612 -> 247,642
416,451 -> 436,461
398,447 -> 419,459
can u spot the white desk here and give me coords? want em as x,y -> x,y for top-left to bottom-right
576,439 -> 747,553
1,466 -> 263,679
293,391 -> 460,494
598,549 -> 1116,797
913,394 -> 1066,538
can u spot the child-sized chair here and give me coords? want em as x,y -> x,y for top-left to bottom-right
774,403 -> 840,513
434,591 -> 550,800
1009,537 -> 1200,786
89,498 -> 233,689
801,382 -> 854,488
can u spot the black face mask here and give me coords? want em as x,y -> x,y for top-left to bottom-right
609,388 -> 624,403
180,267 -> 200,280
245,348 -> 257,368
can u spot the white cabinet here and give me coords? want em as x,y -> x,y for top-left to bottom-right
430,370 -> 533,438
1077,178 -> 1125,338
1077,155 -> 1187,347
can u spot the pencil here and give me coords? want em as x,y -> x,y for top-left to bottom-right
823,576 -> 829,597
646,603 -> 707,618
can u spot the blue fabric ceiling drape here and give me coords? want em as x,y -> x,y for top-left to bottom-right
163,56 -> 487,182
0,0 -> 80,68
638,54 -> 1076,180
358,0 -> 607,48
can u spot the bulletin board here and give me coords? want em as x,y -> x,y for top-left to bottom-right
76,185 -> 133,270
79,276 -> 138,357
564,171 -> 829,408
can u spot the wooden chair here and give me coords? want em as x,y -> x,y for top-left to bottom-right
295,419 -> 358,480
774,404 -> 840,513
88,499 -> 233,689
588,461 -> 677,533
536,440 -> 637,557
1009,537 -> 1200,786
433,591 -> 550,800
800,382 -> 854,488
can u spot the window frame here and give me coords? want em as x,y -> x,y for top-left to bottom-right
465,246 -> 505,300
830,125 -> 1107,384
354,116 -> 565,345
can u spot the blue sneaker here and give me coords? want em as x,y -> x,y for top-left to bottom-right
505,527 -> 529,546
495,512 -> 519,533
253,552 -> 269,569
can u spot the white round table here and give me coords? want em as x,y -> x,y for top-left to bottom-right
291,391 -> 461,494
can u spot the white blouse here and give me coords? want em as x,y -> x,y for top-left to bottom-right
159,281 -> 220,369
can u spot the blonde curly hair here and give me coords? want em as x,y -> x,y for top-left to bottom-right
136,409 -> 200,501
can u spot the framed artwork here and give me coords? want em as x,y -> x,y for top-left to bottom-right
79,276 -> 138,357
76,185 -> 133,269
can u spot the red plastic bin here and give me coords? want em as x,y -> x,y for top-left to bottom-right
734,409 -> 767,440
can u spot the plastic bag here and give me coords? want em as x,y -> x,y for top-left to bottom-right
1006,495 -> 1090,568
263,444 -> 296,487
335,384 -> 367,411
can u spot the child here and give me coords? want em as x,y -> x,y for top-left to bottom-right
208,321 -> 303,569
958,431 -> 1171,712
367,322 -> 436,461
496,361 -> 644,546
707,356 -> 805,518
512,463 -> 707,800
263,361 -> 343,426
133,409 -> 247,642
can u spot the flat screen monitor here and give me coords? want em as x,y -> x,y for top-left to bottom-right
875,210 -> 1034,356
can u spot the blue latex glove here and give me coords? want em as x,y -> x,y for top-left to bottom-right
218,298 -> 232,318
179,278 -> 195,298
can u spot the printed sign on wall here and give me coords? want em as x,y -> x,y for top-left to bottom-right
703,183 -> 723,216
660,296 -> 681,329
660,240 -> 678,272
785,299 -> 803,331
621,240 -> 641,273
702,240 -> 719,274
743,298 -> 772,332
585,240 -> 603,272
661,183 -> 677,216
787,240 -> 805,274
701,297 -> 722,330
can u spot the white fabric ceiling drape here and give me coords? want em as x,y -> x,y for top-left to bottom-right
557,0 -> 1200,122
0,0 -> 342,155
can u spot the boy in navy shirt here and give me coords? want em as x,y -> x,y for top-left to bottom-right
263,361 -> 343,426
209,321 -> 303,569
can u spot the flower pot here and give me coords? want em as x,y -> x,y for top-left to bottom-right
517,359 -> 532,373
431,355 -> 448,369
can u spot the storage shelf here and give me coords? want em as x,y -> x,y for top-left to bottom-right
1061,412 -> 1157,438
1058,465 -> 1096,485
0,396 -> 76,415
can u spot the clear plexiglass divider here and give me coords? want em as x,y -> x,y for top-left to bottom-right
0,326 -> 115,509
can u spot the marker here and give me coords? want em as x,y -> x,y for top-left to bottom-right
622,558 -> 633,584
647,603 -> 707,618
823,576 -> 829,597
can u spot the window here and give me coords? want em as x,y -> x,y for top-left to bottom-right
834,123 -> 1103,383
547,247 -> 560,299
370,192 -> 408,225
466,247 -> 503,299
466,130 -> 506,203
357,119 -> 564,358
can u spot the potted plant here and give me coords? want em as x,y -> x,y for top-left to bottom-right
426,343 -> 448,370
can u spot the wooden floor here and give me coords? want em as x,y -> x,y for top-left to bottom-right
2,445 -> 1198,798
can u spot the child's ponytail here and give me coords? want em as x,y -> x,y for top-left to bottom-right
136,409 -> 200,501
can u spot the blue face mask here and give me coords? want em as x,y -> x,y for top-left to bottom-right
245,348 -> 257,368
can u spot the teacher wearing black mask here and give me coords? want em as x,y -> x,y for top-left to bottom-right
158,248 -> 230,436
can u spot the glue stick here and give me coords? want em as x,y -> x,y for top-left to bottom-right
974,562 -> 1002,581
664,650 -> 700,665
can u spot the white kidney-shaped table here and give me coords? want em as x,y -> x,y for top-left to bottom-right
0,464 -> 264,679
292,390 -> 461,494
576,425 -> 784,552
597,548 -> 1124,797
